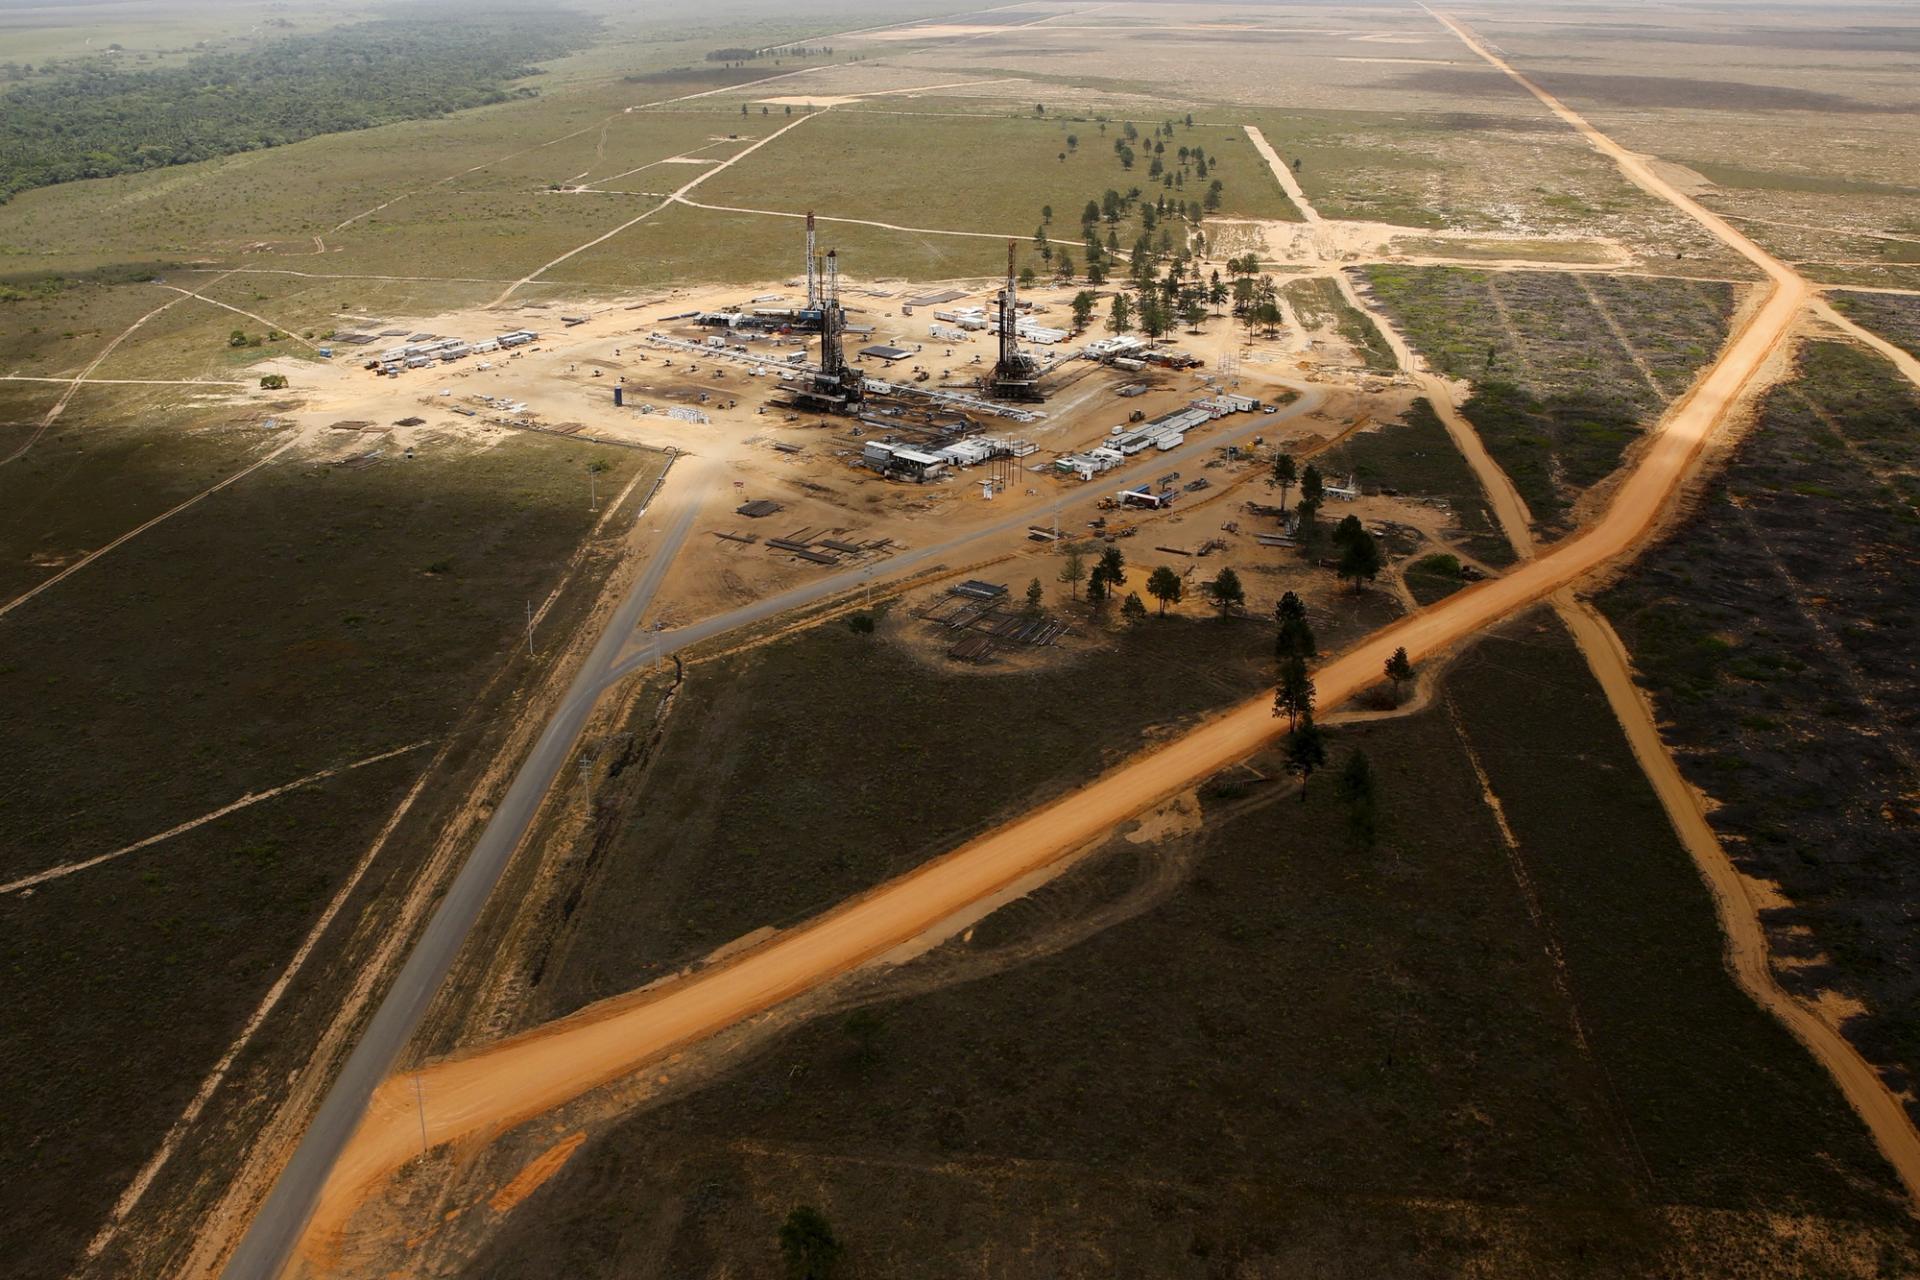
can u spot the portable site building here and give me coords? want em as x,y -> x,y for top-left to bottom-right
889,448 -> 948,482
938,438 -> 996,467
1155,407 -> 1213,434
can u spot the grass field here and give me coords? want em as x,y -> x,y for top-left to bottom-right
692,105 -> 1298,240
457,611 -> 1918,1278
1599,338 -> 1920,1123
1830,290 -> 1920,360
1282,275 -> 1396,373
459,588 -> 1398,1040
0,428 -> 669,1277
1358,265 -> 1738,533
1322,397 -> 1516,569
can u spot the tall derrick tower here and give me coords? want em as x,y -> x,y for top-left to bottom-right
988,240 -> 1042,401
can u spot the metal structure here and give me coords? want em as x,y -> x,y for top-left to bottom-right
781,249 -> 865,413
804,211 -> 819,311
987,240 -> 1043,402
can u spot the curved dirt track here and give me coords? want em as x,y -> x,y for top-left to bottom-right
1420,3 -> 1920,1205
281,7 -> 1918,1266
302,234 -> 1809,1268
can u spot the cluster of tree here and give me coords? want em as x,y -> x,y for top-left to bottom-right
1068,544 -> 1146,618
0,10 -> 598,201
1224,256 -> 1281,336
1270,585 -> 1413,817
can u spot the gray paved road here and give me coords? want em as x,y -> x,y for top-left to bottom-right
219,457 -> 716,1280
601,387 -> 1327,682
219,386 -> 1323,1278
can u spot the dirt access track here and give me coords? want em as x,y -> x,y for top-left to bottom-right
273,9 -> 1920,1266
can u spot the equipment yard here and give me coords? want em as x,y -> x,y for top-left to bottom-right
4,2 -> 1919,1279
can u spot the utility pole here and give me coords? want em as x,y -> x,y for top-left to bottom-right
588,463 -> 597,512
525,599 -> 535,655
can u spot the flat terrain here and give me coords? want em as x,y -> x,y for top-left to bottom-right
1359,265 -> 1739,534
1600,338 -> 1920,1121
448,614 -> 1919,1278
0,423 -> 669,1278
6,1 -> 1920,1275
423,585 -> 1400,1057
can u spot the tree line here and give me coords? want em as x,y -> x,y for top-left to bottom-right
0,9 -> 598,201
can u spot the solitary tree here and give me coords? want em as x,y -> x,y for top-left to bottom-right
1060,546 -> 1087,599
1146,565 -> 1184,615
844,1007 -> 887,1069
1071,290 -> 1097,332
1294,495 -> 1322,552
1204,566 -> 1245,616
1025,577 -> 1045,613
1332,513 -> 1366,549
1120,591 -> 1149,622
1337,529 -> 1383,592
1274,590 -> 1316,660
1087,566 -> 1111,607
1300,462 -> 1324,506
1270,452 -> 1297,510
1335,748 -> 1377,849
1107,291 -> 1133,334
1098,544 -> 1126,586
1274,654 -> 1315,730
1384,646 -> 1415,704
1284,712 -> 1328,801
779,1206 -> 843,1280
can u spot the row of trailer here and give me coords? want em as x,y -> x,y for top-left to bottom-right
372,329 -> 537,376
1050,396 -> 1259,481
861,435 -> 1038,483
929,307 -> 1067,346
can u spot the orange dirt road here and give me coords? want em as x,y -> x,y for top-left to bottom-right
290,9 -> 1911,1266
302,269 -> 1807,1266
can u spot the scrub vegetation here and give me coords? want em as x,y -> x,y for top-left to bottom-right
0,8 -> 598,202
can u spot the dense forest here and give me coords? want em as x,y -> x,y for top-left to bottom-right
0,9 -> 598,201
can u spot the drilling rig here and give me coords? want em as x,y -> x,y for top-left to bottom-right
779,247 -> 864,413
987,240 -> 1043,401
793,210 -> 824,330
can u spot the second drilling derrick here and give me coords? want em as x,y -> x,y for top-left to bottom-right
987,240 -> 1043,401
780,247 -> 864,414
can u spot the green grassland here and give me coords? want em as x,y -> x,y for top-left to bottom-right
692,103 -> 1297,229
0,97 -> 769,277
1600,338 -> 1920,1121
461,611 -> 1918,1277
